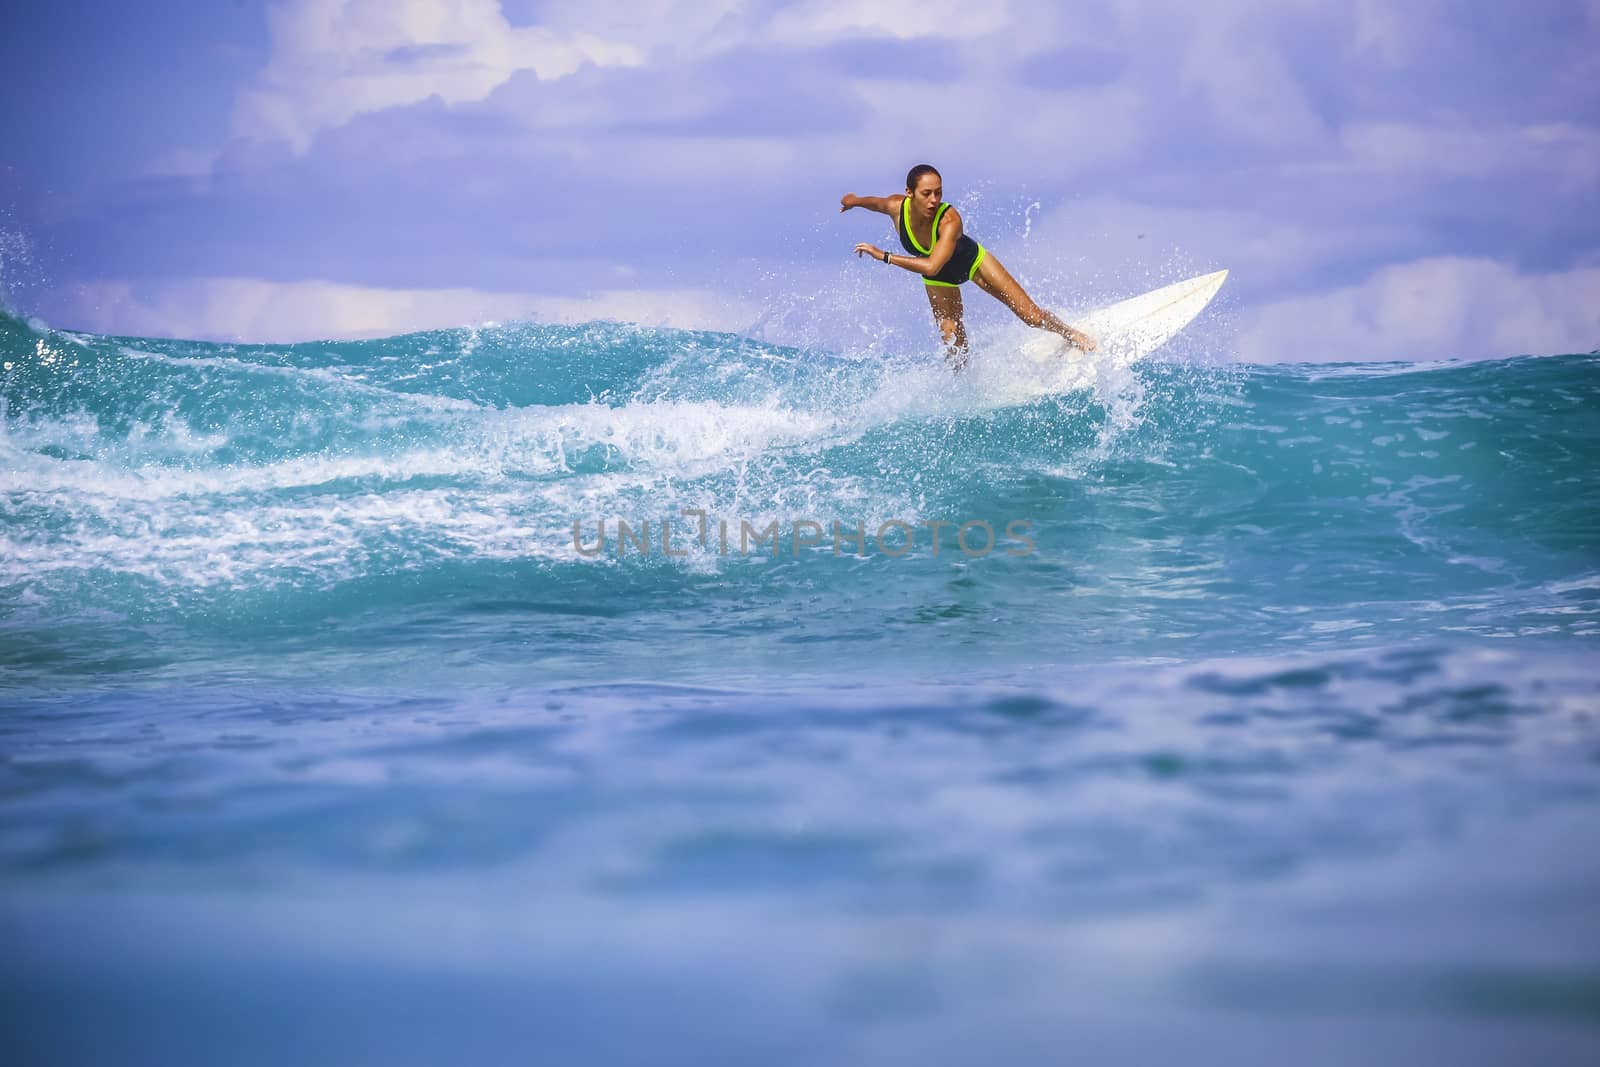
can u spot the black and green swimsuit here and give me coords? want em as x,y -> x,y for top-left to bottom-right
896,196 -> 987,287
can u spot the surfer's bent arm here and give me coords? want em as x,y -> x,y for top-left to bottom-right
854,246 -> 951,278
847,199 -> 961,276
858,211 -> 961,277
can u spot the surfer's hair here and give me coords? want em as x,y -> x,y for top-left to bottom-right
905,164 -> 940,191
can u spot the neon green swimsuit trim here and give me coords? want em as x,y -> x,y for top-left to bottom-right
901,197 -> 945,255
923,245 -> 986,287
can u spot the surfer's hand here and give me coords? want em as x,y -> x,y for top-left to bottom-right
854,243 -> 884,260
840,193 -> 857,212
1072,330 -> 1098,352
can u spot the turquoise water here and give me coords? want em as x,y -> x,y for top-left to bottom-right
3,310 -> 1599,1063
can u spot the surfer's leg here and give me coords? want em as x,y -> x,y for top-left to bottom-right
924,284 -> 970,372
974,254 -> 1096,351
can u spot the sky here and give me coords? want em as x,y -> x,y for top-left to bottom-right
1,0 -> 1597,361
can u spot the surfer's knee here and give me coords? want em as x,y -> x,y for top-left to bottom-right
938,317 -> 961,344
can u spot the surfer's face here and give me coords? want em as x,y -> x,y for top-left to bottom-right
909,175 -> 942,218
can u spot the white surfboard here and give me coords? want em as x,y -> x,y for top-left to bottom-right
1020,269 -> 1228,371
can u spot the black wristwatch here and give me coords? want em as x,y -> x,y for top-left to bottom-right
882,250 -> 890,264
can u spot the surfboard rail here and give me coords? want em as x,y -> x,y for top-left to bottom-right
1021,269 -> 1228,370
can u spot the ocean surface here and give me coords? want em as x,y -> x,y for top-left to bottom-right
3,308 -> 1598,1064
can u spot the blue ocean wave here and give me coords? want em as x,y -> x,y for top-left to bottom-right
1,310 -> 1596,689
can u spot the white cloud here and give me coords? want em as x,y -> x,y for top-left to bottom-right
1339,121 -> 1600,189
530,0 -> 751,58
56,278 -> 760,343
1351,0 -> 1447,67
847,76 -> 1148,179
1160,3 -> 1332,150
236,0 -> 643,152
238,0 -> 1001,155
503,0 -> 1006,68
1236,257 -> 1600,362
765,0 -> 1013,43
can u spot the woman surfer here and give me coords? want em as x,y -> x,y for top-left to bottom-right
842,164 -> 1096,371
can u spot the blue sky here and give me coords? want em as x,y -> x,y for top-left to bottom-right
2,0 -> 1597,360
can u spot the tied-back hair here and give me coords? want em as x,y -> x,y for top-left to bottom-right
905,163 -> 940,191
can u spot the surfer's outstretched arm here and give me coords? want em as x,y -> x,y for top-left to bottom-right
839,193 -> 899,216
